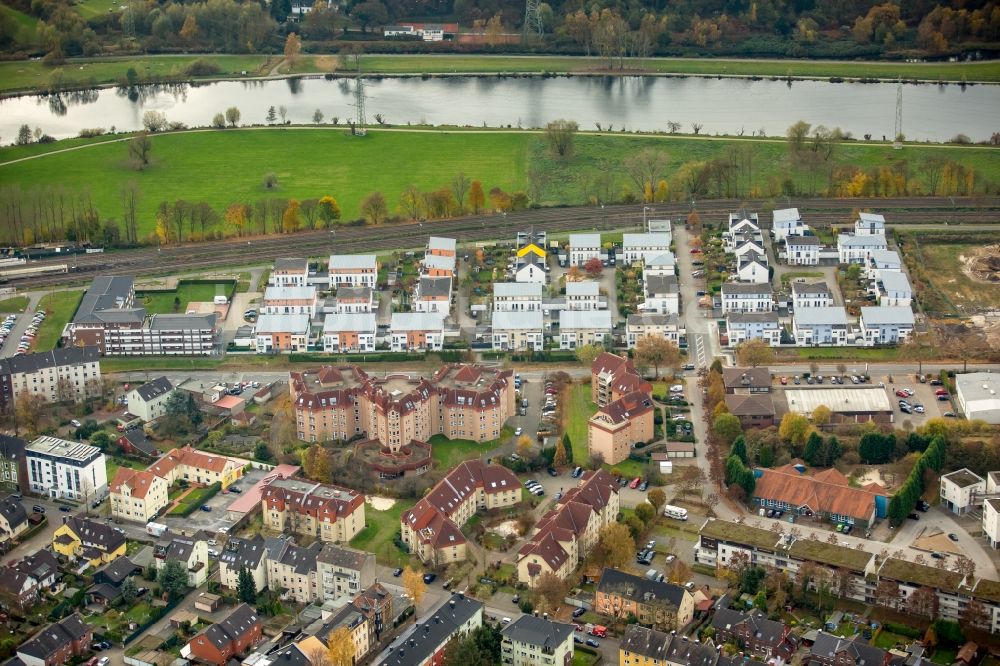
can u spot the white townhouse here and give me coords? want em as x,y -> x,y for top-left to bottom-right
125,376 -> 174,422
785,235 -> 821,266
721,283 -> 773,314
27,436 -> 108,502
772,208 -> 806,241
322,313 -> 377,353
514,254 -> 547,284
565,281 -> 601,311
270,258 -> 309,287
838,234 -> 888,264
261,285 -> 318,317
726,212 -> 761,247
493,282 -> 542,312
734,239 -> 766,261
791,281 -> 833,309
569,234 -> 602,266
641,274 -> 680,315
255,314 -> 311,353
501,616 -> 574,666
627,314 -> 683,347
389,312 -> 445,351
643,252 -> 676,277
332,286 -> 375,314
427,236 -> 457,255
737,252 -> 770,284
792,307 -> 850,346
726,313 -> 781,347
421,253 -> 457,277
854,212 -> 886,235
866,249 -> 902,279
623,232 -> 672,264
859,306 -> 914,346
413,276 -> 453,315
329,254 -> 377,289
940,468 -> 986,515
559,310 -> 613,349
875,271 -> 912,307
491,310 -> 544,352
984,497 -> 1000,549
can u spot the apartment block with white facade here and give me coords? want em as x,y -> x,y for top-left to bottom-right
792,307 -> 850,346
492,311 -> 544,351
785,235 -> 821,265
569,234 -> 602,266
269,258 -> 309,287
838,234 -> 888,264
255,314 -> 311,354
413,276 -> 452,314
791,281 -> 833,309
565,281 -> 601,311
322,313 -> 377,353
858,306 -> 914,346
641,275 -> 680,315
627,314 -> 683,347
26,436 -> 108,502
643,252 -> 676,277
261,286 -> 318,317
866,249 -> 902,279
721,283 -> 773,314
737,252 -> 770,284
726,313 -> 781,347
559,310 -> 613,350
984,497 -> 1000,549
622,232 -> 671,264
0,346 -> 101,411
332,287 -> 375,314
940,468 -> 985,515
494,282 -> 543,312
874,271 -> 912,307
772,208 -> 806,241
854,212 -> 886,235
389,312 -> 445,352
328,255 -> 377,289
501,615 -> 574,666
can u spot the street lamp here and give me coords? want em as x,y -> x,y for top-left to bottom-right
643,206 -> 653,231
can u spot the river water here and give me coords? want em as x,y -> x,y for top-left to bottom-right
1,75 -> 997,142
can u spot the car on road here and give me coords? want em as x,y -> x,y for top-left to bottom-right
913,404 -> 925,413
59,505 -> 71,512
949,533 -> 959,541
931,551 -> 944,559
393,568 -> 403,577
32,505 -> 45,514
938,394 -> 951,401
899,404 -> 912,414
586,639 -> 600,648
572,607 -> 586,618
423,573 -> 436,584
683,363 -> 695,371
502,617 -> 511,624
571,466 -> 582,478
935,388 -> 949,396
780,376 -> 788,385
70,419 -> 82,427
514,427 -> 522,436
573,635 -> 584,644
200,505 -> 211,512
639,481 -> 648,491
97,658 -> 110,666
547,467 -> 558,477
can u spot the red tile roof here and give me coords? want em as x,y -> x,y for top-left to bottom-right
598,391 -> 654,425
754,468 -> 880,522
110,468 -> 161,499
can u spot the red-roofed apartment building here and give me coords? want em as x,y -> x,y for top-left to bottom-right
517,469 -> 620,587
753,465 -> 887,528
146,446 -> 244,489
261,477 -> 366,543
109,467 -> 169,523
587,391 -> 655,464
182,603 -> 262,666
401,460 -> 520,565
290,364 -> 515,449
591,352 -> 652,407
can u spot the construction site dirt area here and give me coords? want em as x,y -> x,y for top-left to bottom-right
960,244 -> 1000,284
914,242 -> 1000,313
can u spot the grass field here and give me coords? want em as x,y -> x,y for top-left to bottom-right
33,290 -> 83,351
4,127 -> 996,244
349,498 -> 415,567
905,241 -> 1000,315
136,281 -> 234,314
0,296 -> 29,313
0,3 -> 40,47
73,0 -> 126,19
563,383 -> 596,464
0,55 -> 272,94
790,347 -> 902,361
428,435 -> 487,468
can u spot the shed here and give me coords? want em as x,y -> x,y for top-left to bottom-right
170,610 -> 199,628
650,452 -> 674,474
193,592 -> 221,612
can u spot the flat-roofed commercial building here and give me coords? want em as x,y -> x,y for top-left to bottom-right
956,373 -> 1000,424
781,387 -> 893,424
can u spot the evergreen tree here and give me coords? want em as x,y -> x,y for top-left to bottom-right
237,566 -> 257,604
802,431 -> 823,466
120,576 -> 137,605
159,560 -> 189,600
730,436 -> 748,465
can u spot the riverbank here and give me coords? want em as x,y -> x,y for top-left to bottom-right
2,126 -> 997,238
1,53 -> 999,96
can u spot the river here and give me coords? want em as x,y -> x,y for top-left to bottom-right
1,75 -> 997,142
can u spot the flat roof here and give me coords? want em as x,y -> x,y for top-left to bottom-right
942,468 -> 984,489
699,519 -> 780,551
783,387 -> 892,415
256,313 -> 310,334
860,306 -> 914,326
788,539 -> 873,572
566,281 -> 599,296
322,313 -> 376,333
329,254 -> 376,270
623,232 -> 671,248
492,310 -> 543,330
494,282 -> 542,298
878,271 -> 911,292
263,286 -> 317,301
773,208 -> 800,223
559,310 -> 612,330
879,558 -> 963,592
569,233 -> 601,247
422,254 -> 456,271
390,312 -> 445,331
427,236 -> 456,252
794,307 -> 848,327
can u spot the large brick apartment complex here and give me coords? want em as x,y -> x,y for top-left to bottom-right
400,460 -> 520,565
591,352 -> 652,407
261,477 -> 366,544
67,276 -> 217,356
290,364 -> 515,449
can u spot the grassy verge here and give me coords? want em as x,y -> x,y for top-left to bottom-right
790,347 -> 902,361
0,55 -> 272,94
0,296 -> 30,312
4,129 -> 997,242
563,383 -> 596,464
136,281 -> 235,314
100,357 -> 226,372
168,482 -> 221,516
349,498 -> 415,567
33,290 -> 83,351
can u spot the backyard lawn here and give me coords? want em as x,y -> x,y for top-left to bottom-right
136,281 -> 235,314
350,498 -> 416,567
33,290 -> 84,351
105,456 -> 146,485
428,435 -> 486,468
0,296 -> 29,313
562,383 -> 596,464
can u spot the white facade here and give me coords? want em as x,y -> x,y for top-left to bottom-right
791,282 -> 833,309
501,617 -> 574,666
569,234 -> 602,266
125,377 -> 174,422
255,314 -> 310,353
985,498 -> 1000,549
859,306 -> 914,346
491,311 -> 544,352
940,468 -> 985,515
641,275 -> 680,315
737,256 -> 770,284
328,255 -> 377,289
627,314 -> 683,347
565,281 -> 601,311
623,233 -> 671,264
2,347 -> 102,406
643,252 -> 676,276
955,373 -> 1000,424
785,236 -> 821,265
26,436 -> 108,502
494,283 -> 543,312
875,271 -> 912,307
838,234 -> 888,264
559,310 -> 613,350
721,284 -> 773,314
792,307 -> 849,346
322,313 -> 376,353
514,261 -> 547,284
269,259 -> 309,287
772,208 -> 806,242
866,249 -> 902,279
389,313 -> 445,352
261,286 -> 318,316
726,314 -> 781,347
855,212 -> 886,235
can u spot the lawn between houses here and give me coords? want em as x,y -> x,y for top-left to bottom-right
3,129 -> 998,243
32,290 -> 84,351
349,498 -> 415,568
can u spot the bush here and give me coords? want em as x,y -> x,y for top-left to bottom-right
78,128 -> 106,138
882,622 -> 921,639
184,58 -> 222,76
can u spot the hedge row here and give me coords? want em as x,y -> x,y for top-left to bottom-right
169,482 -> 222,517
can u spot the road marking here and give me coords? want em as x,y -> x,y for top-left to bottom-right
695,334 -> 708,367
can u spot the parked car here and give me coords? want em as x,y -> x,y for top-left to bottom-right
949,533 -> 959,541
908,512 -> 920,520
393,568 -> 403,577
32,505 -> 45,514
639,481 -> 648,491
629,477 -> 641,489
586,639 -> 600,648
200,505 -> 212,512
547,467 -> 558,477
572,607 -> 586,618
423,573 -> 437,584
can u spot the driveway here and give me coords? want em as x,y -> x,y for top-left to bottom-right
674,225 -> 721,367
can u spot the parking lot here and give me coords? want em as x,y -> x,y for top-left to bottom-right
161,467 -> 271,536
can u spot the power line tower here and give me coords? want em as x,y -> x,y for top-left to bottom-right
893,76 -> 903,149
522,0 -> 543,41
122,1 -> 135,41
350,58 -> 368,137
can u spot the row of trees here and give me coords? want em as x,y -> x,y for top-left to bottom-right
887,435 -> 946,525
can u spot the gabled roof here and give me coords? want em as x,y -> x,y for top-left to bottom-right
110,468 -> 163,500
422,254 -> 456,272
791,281 -> 831,296
597,568 -> 688,609
0,347 -> 100,376
195,603 -> 260,651
724,394 -> 775,417
0,434 -> 25,459
596,391 -> 654,425
72,276 -> 138,325
134,376 -> 173,403
810,631 -> 887,666
255,313 -> 310,335
645,274 -> 679,296
328,254 -> 376,270
381,594 -> 483,666
219,535 -> 268,571
119,429 -> 157,456
722,368 -> 771,390
754,468 -> 880,522
502,615 -> 573,649
0,495 -> 28,531
96,556 -> 141,585
838,234 -> 888,249
877,271 -> 911,293
273,258 -> 308,271
63,515 -> 126,553
17,614 -> 90,660
416,276 -> 452,299
148,313 -> 216,331
712,608 -> 789,646
566,281 -> 599,297
721,282 -> 772,296
785,235 -> 820,246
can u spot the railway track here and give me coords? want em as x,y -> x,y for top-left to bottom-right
10,197 -> 1000,289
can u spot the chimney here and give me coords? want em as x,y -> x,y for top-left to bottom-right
534,610 -> 539,617
543,613 -> 548,620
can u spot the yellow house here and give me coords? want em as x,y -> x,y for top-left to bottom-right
146,446 -> 244,489
110,468 -> 169,523
52,515 -> 127,567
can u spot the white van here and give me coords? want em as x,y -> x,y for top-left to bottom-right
663,505 -> 688,521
